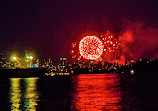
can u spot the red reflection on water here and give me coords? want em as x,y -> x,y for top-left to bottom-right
71,74 -> 122,111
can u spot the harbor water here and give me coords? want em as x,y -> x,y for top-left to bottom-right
0,73 -> 158,111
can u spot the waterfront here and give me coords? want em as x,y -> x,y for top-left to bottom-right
0,73 -> 158,111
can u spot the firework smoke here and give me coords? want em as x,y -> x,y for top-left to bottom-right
118,21 -> 158,61
71,21 -> 158,65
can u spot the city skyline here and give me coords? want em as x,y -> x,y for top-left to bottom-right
1,1 -> 158,111
0,0 -> 158,61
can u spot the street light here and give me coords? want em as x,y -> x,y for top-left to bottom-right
11,56 -> 17,61
25,55 -> 33,68
30,56 -> 33,60
26,56 -> 30,60
13,57 -> 16,60
25,56 -> 33,60
10,56 -> 17,67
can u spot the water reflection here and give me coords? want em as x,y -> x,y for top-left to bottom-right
9,74 -> 122,111
71,74 -> 122,111
9,78 -> 39,111
10,78 -> 21,110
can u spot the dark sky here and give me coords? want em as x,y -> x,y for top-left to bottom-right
0,0 -> 158,60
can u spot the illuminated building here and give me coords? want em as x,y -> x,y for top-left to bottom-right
131,60 -> 135,64
40,58 -> 53,68
114,62 -> 118,67
60,58 -> 67,66
58,58 -> 68,72
0,53 -> 8,67
0,53 -> 3,67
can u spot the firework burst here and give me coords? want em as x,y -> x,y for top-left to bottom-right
71,32 -> 121,62
79,36 -> 104,60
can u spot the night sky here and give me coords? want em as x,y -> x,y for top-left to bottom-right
1,0 -> 158,60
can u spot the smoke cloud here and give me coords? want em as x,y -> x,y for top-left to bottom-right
118,21 -> 158,61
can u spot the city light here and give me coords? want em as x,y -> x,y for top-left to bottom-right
29,56 -> 33,60
13,57 -> 17,60
130,69 -> 134,75
26,56 -> 30,60
26,56 -> 33,60
11,56 -> 17,61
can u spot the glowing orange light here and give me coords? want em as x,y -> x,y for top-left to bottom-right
71,70 -> 74,74
79,36 -> 104,60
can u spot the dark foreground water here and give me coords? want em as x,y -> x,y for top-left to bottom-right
0,73 -> 158,111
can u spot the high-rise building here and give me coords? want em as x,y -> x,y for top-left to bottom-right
0,53 -> 7,67
60,58 -> 67,66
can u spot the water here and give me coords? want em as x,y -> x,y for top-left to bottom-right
0,73 -> 158,111
70,74 -> 121,111
9,78 -> 39,110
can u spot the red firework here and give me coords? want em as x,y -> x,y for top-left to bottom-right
102,35 -> 120,53
79,36 -> 104,60
71,31 -> 122,62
